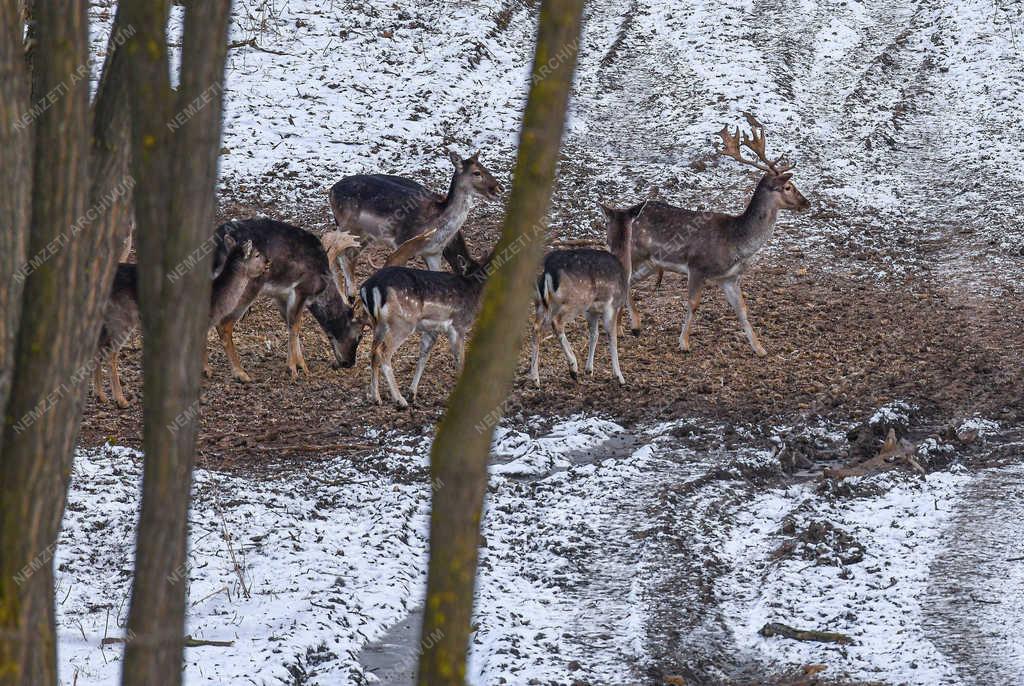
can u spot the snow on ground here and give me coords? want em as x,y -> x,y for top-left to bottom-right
57,444 -> 431,685
57,413 -> 1019,685
717,468 -> 971,684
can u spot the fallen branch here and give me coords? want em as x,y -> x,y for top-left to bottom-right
100,635 -> 234,648
758,622 -> 854,645
184,635 -> 234,648
227,37 -> 292,56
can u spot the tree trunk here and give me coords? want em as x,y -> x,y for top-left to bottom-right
0,2 -> 30,455
0,2 -> 90,684
415,2 -> 584,684
0,4 -> 156,684
120,2 -> 232,684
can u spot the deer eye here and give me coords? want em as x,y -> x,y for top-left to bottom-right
473,171 -> 482,177
784,184 -> 792,190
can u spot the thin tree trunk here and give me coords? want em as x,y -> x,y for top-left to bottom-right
416,2 -> 584,684
120,1 -> 232,683
0,1 -> 90,684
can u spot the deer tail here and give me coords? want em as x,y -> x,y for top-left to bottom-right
541,272 -> 557,307
360,285 -> 384,323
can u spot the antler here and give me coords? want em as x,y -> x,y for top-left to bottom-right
716,112 -> 796,175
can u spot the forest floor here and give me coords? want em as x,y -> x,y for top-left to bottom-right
66,0 -> 1024,684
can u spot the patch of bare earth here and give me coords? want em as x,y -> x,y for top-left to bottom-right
78,194 -> 1024,474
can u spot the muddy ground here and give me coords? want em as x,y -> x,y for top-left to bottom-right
79,198 -> 1024,473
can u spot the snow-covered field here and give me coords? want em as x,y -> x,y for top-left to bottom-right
87,0 -> 1024,284
57,414 -> 1023,685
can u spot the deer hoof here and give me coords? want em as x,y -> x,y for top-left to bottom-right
754,345 -> 768,357
203,366 -> 213,379
234,370 -> 252,384
396,399 -> 409,410
616,376 -> 626,386
569,370 -> 579,382
115,396 -> 129,410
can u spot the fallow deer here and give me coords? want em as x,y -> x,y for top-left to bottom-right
358,249 -> 493,408
93,239 -> 269,408
329,150 -> 503,295
202,237 -> 272,377
530,248 -> 629,387
210,219 -> 364,382
607,113 -> 809,356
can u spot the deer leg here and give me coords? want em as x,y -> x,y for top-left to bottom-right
585,312 -> 600,376
283,294 -> 310,379
217,320 -> 251,383
423,254 -> 443,272
722,278 -> 766,356
448,327 -> 465,372
552,315 -> 579,381
369,329 -> 386,405
625,262 -> 655,335
381,325 -> 413,408
530,303 -> 548,387
680,272 -> 705,353
604,305 -> 625,385
409,333 -> 437,402
93,356 -> 107,404
110,349 -> 129,409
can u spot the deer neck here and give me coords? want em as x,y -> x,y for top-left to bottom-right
732,187 -> 779,257
210,265 -> 249,323
434,174 -> 475,244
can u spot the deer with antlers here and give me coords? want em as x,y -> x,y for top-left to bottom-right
605,113 -> 809,356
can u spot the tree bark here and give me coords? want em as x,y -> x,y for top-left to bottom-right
0,4 -> 146,684
120,2 -> 231,684
0,2 -> 91,684
415,2 -> 583,684
0,2 -> 30,456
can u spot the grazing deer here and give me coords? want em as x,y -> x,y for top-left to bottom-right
329,150 -> 503,296
530,248 -> 629,387
210,219 -> 365,382
202,237 -> 272,377
606,113 -> 809,356
94,239 -> 269,408
358,250 -> 493,408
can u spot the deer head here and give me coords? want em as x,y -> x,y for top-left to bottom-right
449,150 -> 503,201
600,202 -> 645,280
717,113 -> 808,212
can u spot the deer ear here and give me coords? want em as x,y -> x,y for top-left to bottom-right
471,150 -> 481,161
448,150 -> 462,169
222,233 -> 237,251
241,240 -> 254,259
774,172 -> 794,185
598,203 -> 613,220
456,254 -> 469,274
